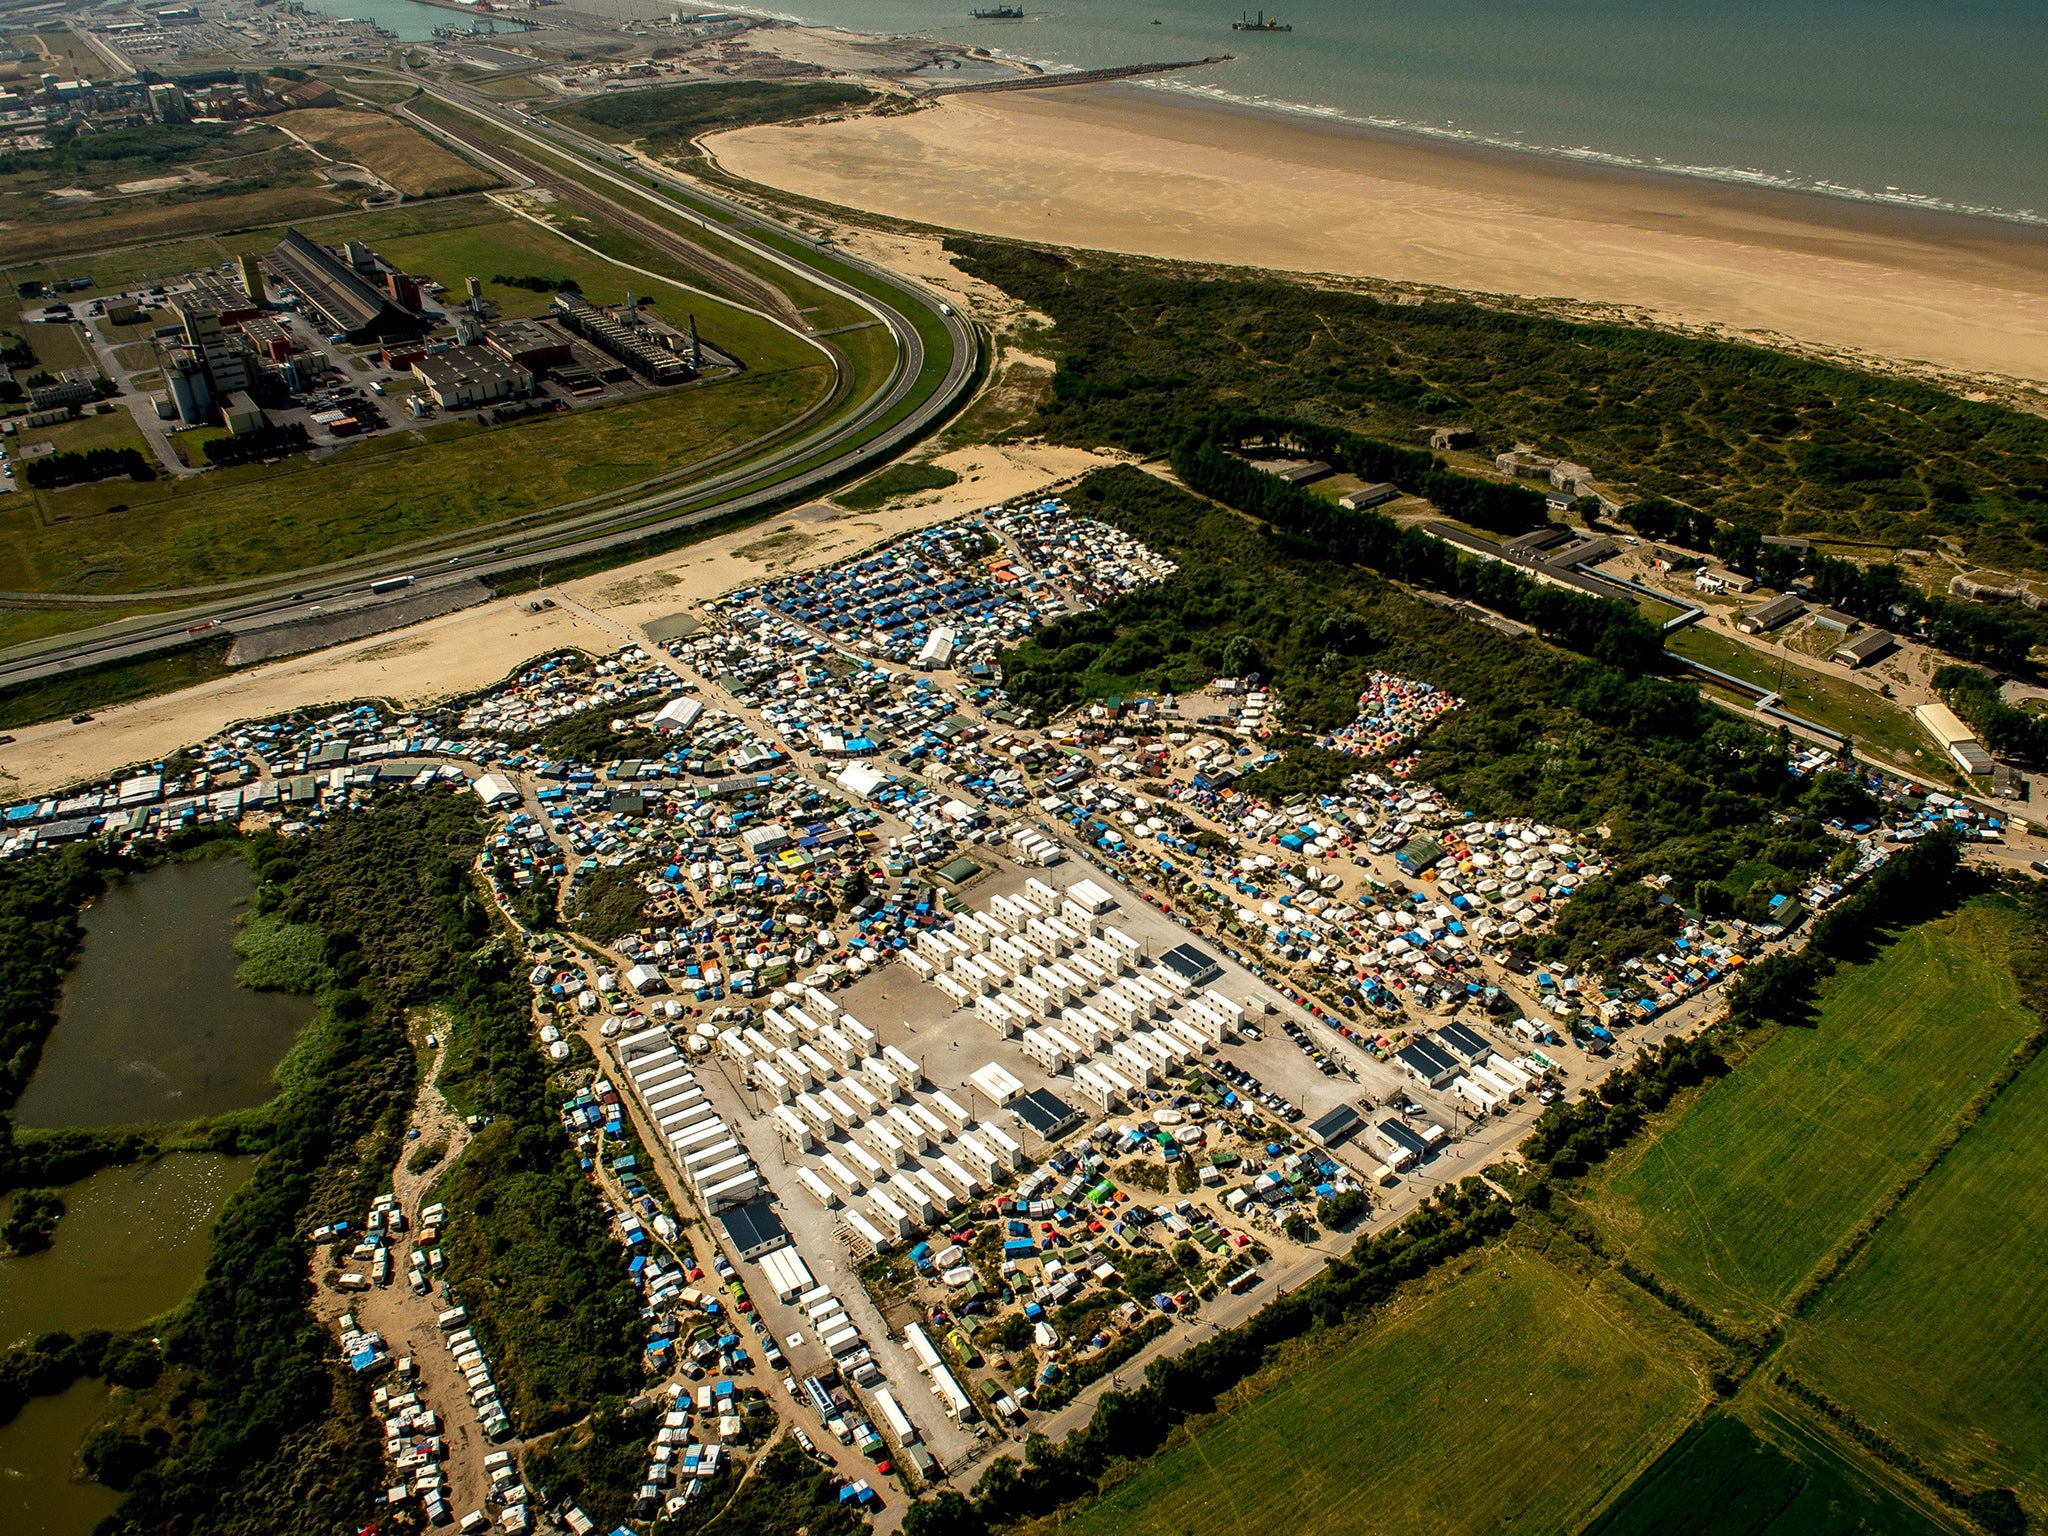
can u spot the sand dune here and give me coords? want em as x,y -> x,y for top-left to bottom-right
710,85 -> 2048,389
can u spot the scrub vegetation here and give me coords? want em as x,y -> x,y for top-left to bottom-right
837,459 -> 960,510
562,80 -> 878,157
431,951 -> 644,1432
950,241 -> 2048,574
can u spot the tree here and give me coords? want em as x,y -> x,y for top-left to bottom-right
902,1490 -> 984,1536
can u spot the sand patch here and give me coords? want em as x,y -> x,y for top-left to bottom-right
708,86 -> 2048,391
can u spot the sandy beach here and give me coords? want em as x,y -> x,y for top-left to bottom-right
709,84 -> 2048,389
0,441 -> 1115,800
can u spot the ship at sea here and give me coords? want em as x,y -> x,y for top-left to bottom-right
1232,10 -> 1291,30
971,5 -> 1024,17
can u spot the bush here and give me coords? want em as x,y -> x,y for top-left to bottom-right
22,446 -> 153,489
201,423 -> 310,468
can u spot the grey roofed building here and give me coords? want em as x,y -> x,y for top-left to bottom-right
1339,482 -> 1401,510
716,1199 -> 788,1260
1434,1020 -> 1493,1064
1395,1039 -> 1460,1088
1375,1117 -> 1430,1159
1157,942 -> 1222,990
1736,593 -> 1808,634
1832,630 -> 1897,669
1013,1088 -> 1082,1142
1306,1103 -> 1362,1147
266,228 -> 418,341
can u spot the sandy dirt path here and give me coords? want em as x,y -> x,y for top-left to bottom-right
0,441 -> 1115,801
311,1031 -> 490,1520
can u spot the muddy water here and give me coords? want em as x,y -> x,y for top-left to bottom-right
13,855 -> 316,1128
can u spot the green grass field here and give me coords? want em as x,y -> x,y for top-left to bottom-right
1062,1249 -> 1702,1536
1585,1403 -> 1953,1536
0,364 -> 828,599
1666,626 -> 1931,770
1787,1037 -> 2048,1515
1575,902 -> 2035,1325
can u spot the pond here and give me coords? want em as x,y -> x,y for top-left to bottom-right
0,1152 -> 256,1535
0,1379 -> 121,1536
0,1155 -> 256,1348
12,855 -> 317,1129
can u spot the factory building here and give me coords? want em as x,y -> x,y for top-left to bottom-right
550,292 -> 696,384
412,346 -> 533,410
266,228 -> 421,342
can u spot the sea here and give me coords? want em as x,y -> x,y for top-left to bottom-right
720,0 -> 2048,227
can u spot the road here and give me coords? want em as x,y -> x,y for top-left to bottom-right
0,79 -> 978,689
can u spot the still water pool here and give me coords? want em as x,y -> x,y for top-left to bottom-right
13,855 -> 316,1129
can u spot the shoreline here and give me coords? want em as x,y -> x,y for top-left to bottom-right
1121,80 -> 2048,260
1134,77 -> 2048,235
708,82 -> 2048,388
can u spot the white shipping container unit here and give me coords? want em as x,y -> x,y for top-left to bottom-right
904,1322 -> 944,1372
797,1167 -> 841,1207
840,1013 -> 878,1051
870,1386 -> 918,1445
757,1246 -> 816,1301
969,1062 -> 1025,1105
955,1132 -> 1000,1183
931,1089 -> 972,1128
1025,876 -> 1061,913
908,1101 -> 949,1142
841,1207 -> 891,1252
979,1120 -> 1025,1169
843,1140 -> 887,1181
868,1189 -> 913,1238
773,1105 -> 815,1150
934,974 -> 973,1008
936,1154 -> 982,1196
1067,878 -> 1118,914
820,1153 -> 862,1194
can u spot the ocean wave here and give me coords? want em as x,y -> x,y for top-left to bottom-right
1129,78 -> 2048,229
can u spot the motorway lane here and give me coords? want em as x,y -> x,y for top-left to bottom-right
0,87 -> 978,688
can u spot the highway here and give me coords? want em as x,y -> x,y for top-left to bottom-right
0,79 -> 979,689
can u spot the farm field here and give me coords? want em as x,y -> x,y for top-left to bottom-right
0,194 -> 500,296
277,107 -> 494,197
1787,1032 -> 2048,1518
1585,1403 -> 1953,1536
1665,625 -> 1931,771
1573,902 -> 2034,1326
1060,1249 -> 1703,1536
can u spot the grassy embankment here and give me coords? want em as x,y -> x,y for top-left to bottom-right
1666,624 -> 1934,773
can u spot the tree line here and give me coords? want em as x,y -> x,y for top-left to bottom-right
23,446 -> 154,489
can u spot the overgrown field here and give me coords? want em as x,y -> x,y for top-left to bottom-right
1575,901 -> 2036,1325
278,106 -> 494,198
1062,1248 -> 1702,1536
1787,1038 -> 2048,1512
0,363 -> 826,596
949,241 -> 2048,574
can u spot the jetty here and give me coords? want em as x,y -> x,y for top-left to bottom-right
923,56 -> 1233,97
